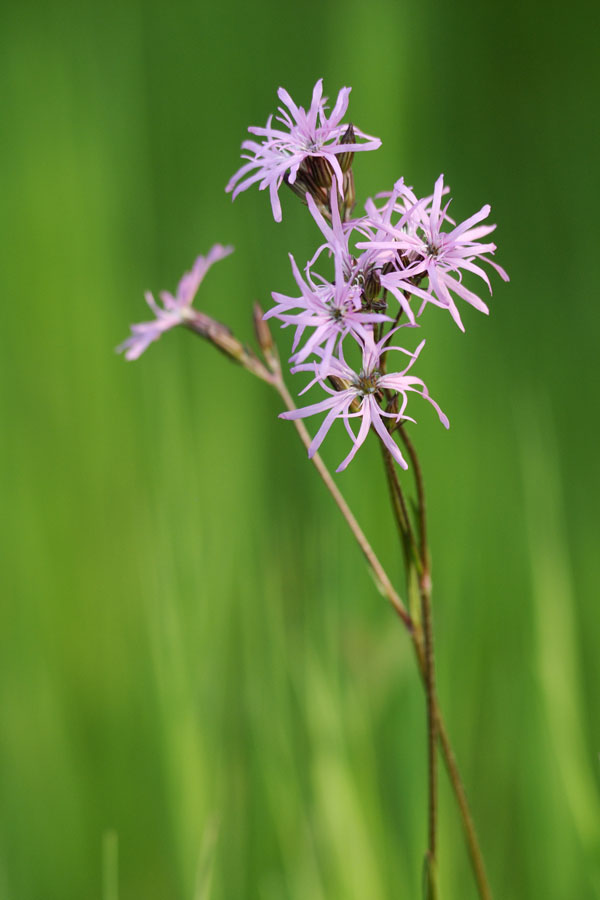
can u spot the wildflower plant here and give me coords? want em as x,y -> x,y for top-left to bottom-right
119,79 -> 508,900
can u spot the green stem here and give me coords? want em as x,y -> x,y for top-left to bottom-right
380,436 -> 438,895
397,424 -> 428,562
398,427 -> 492,900
413,638 -> 492,900
420,570 -> 439,898
380,444 -> 423,577
380,444 -> 411,561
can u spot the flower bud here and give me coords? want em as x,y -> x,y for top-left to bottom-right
363,267 -> 381,303
305,156 -> 334,189
186,311 -> 247,362
343,170 -> 355,214
337,123 -> 356,174
209,325 -> 249,363
284,165 -> 331,212
328,374 -> 349,393
284,169 -> 316,202
253,302 -> 274,356
186,312 -> 272,382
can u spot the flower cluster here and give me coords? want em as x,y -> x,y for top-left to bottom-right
120,79 -> 508,473
257,187 -> 451,469
225,79 -> 507,469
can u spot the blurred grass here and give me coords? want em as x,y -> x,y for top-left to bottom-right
1,0 -> 599,898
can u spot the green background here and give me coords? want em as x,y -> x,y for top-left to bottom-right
1,0 -> 599,897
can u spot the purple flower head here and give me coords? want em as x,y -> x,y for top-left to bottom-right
307,183 -> 435,324
117,245 -> 234,360
280,330 -> 449,472
357,174 -> 509,330
265,239 -> 391,371
226,79 -> 381,223
306,186 -> 408,324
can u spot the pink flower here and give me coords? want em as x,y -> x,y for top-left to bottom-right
226,79 -> 381,222
117,245 -> 234,360
265,242 -> 390,372
307,183 -> 421,322
280,331 -> 449,472
358,174 -> 509,330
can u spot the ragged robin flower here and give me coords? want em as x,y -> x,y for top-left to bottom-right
358,174 -> 509,330
226,78 -> 381,223
280,330 -> 449,472
265,243 -> 391,372
117,245 -> 233,360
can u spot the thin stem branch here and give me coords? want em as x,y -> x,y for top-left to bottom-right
381,442 -> 423,576
438,715 -> 492,900
413,639 -> 492,900
398,424 -> 428,564
380,443 -> 412,564
380,433 -> 438,894
397,424 -> 491,899
420,575 -> 438,895
383,424 -> 491,900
